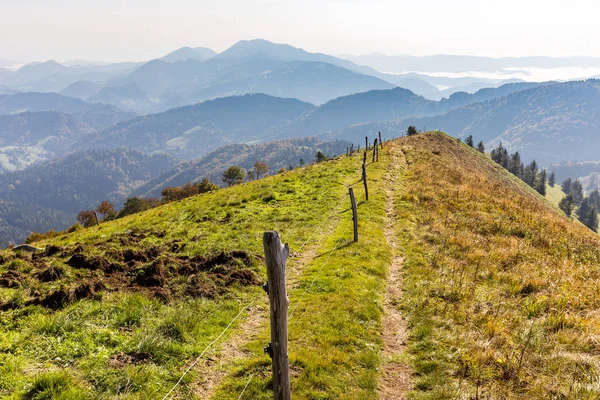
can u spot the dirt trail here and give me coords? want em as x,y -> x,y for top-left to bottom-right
193,199 -> 346,398
378,144 -> 412,399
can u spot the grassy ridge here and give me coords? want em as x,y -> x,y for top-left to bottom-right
0,154 -> 367,399
391,132 -> 600,399
212,150 -> 393,399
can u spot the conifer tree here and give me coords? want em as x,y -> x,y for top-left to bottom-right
586,207 -> 599,232
477,141 -> 485,153
562,178 -> 572,195
465,135 -> 474,147
548,171 -> 555,187
578,197 -> 591,222
490,143 -> 509,169
536,169 -> 547,196
509,152 -> 522,178
571,179 -> 584,205
589,189 -> 600,210
559,194 -> 574,217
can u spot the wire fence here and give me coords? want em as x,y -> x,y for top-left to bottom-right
162,142 -> 379,399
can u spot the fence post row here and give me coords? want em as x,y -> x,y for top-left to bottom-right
362,163 -> 369,201
262,231 -> 291,400
349,188 -> 358,242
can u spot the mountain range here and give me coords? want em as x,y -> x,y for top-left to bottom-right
0,39 -> 536,114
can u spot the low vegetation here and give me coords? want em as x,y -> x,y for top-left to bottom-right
392,132 -> 600,399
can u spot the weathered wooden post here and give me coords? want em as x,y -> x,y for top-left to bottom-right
379,131 -> 383,148
263,231 -> 291,400
372,138 -> 378,162
362,164 -> 369,201
376,142 -> 379,162
94,211 -> 101,227
346,147 -> 349,156
363,151 -> 367,166
350,144 -> 354,153
349,188 -> 358,242
365,136 -> 368,150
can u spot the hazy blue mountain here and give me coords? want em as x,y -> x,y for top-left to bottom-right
87,83 -> 157,113
60,80 -> 103,99
190,60 -> 395,105
438,82 -> 549,109
0,148 -> 177,243
0,61 -> 141,93
215,38 -> 381,76
71,94 -> 316,159
0,92 -> 136,130
3,60 -> 68,86
0,111 -> 94,150
133,136 -> 351,198
333,80 -> 600,164
95,39 -> 405,112
161,46 -> 217,63
294,87 -> 437,135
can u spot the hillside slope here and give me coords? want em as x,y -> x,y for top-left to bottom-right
0,132 -> 598,399
72,94 -> 316,159
132,136 -> 350,198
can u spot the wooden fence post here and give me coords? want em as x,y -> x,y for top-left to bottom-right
363,151 -> 367,166
362,164 -> 369,201
346,147 -> 349,156
365,136 -> 368,150
376,143 -> 379,162
379,131 -> 383,148
349,188 -> 358,242
94,211 -> 100,227
372,138 -> 378,163
263,231 -> 291,400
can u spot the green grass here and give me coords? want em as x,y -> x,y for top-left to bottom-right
0,154 -> 375,399
545,183 -> 566,208
212,151 -> 393,399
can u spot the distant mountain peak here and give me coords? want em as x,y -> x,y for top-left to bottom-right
160,47 -> 217,63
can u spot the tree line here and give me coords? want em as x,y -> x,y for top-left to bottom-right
487,141 -> 598,233
559,178 -> 599,232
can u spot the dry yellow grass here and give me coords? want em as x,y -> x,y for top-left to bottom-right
390,132 -> 600,399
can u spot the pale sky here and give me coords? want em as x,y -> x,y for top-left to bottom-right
1,0 -> 599,63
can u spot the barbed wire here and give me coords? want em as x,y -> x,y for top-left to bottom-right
161,296 -> 258,400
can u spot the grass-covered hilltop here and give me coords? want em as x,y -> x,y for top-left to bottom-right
1,131 -> 599,399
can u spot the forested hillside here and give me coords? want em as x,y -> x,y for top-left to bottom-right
133,137 -> 350,198
0,149 -> 176,243
72,94 -> 316,159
